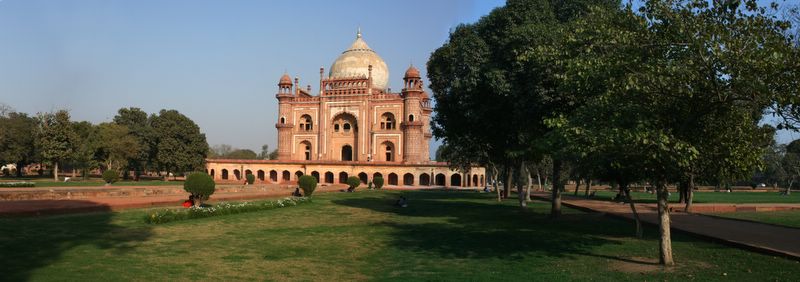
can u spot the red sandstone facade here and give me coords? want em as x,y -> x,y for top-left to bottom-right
206,30 -> 484,187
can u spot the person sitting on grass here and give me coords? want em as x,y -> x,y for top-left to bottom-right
182,195 -> 195,208
395,196 -> 408,208
292,187 -> 302,197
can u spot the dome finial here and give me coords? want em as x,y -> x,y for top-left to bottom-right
357,27 -> 362,38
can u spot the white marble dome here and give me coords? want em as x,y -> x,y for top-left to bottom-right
329,30 -> 389,90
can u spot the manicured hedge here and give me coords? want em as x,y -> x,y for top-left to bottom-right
298,175 -> 317,196
0,182 -> 35,188
102,170 -> 119,184
145,197 -> 311,224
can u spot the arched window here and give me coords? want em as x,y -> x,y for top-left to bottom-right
435,173 -> 446,186
334,124 -> 340,132
269,170 -> 278,182
358,172 -> 368,184
341,145 -> 353,161
450,174 -> 462,187
298,114 -> 313,131
280,117 -> 285,124
420,174 -> 431,186
305,145 -> 311,160
409,114 -> 415,122
403,173 -> 414,186
325,172 -> 334,183
380,112 -> 395,130
343,123 -> 351,132
380,141 -> 395,162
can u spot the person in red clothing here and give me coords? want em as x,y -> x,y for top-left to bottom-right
182,195 -> 195,208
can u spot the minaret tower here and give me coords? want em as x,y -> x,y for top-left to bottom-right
401,65 -> 425,163
275,73 -> 294,160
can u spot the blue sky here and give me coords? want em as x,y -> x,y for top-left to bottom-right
0,0 -> 796,158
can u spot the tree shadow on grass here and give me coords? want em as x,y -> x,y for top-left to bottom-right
0,201 -> 152,281
333,190 -> 643,261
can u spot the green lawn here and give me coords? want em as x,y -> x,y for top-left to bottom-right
590,190 -> 799,204
0,178 -> 181,187
710,210 -> 800,229
0,190 -> 797,281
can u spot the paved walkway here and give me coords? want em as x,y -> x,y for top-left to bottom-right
531,192 -> 800,260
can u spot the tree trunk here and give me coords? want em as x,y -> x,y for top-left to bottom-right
677,180 -> 686,204
656,182 -> 674,265
53,162 -> 59,181
15,161 -> 24,177
685,174 -> 695,213
503,165 -> 512,199
550,159 -> 562,217
494,176 -> 501,202
492,166 -> 501,202
622,183 -> 643,239
517,162 -> 527,208
573,178 -> 581,196
584,178 -> 591,197
536,170 -> 543,192
526,173 -> 533,202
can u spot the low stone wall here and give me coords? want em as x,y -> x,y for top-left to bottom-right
0,184 -> 289,201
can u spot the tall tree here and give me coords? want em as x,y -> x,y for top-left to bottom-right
427,0 -> 620,210
150,110 -> 208,178
70,121 -> 100,179
113,107 -> 153,179
35,110 -> 77,181
258,144 -> 270,160
210,144 -> 234,159
96,123 -> 142,171
226,149 -> 258,160
0,111 -> 38,177
545,0 -> 798,266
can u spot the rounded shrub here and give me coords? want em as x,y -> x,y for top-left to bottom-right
102,170 -> 119,184
346,176 -> 361,191
184,172 -> 215,205
298,175 -> 317,196
373,176 -> 384,189
245,173 -> 255,185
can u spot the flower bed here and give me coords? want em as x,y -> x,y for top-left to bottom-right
0,182 -> 35,188
145,196 -> 311,224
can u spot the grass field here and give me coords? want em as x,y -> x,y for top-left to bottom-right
710,210 -> 800,229
589,190 -> 799,204
0,190 -> 797,281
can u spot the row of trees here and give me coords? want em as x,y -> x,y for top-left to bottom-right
208,144 -> 277,160
428,0 -> 800,265
0,105 -> 208,180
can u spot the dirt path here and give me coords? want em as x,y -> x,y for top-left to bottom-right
531,193 -> 800,260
